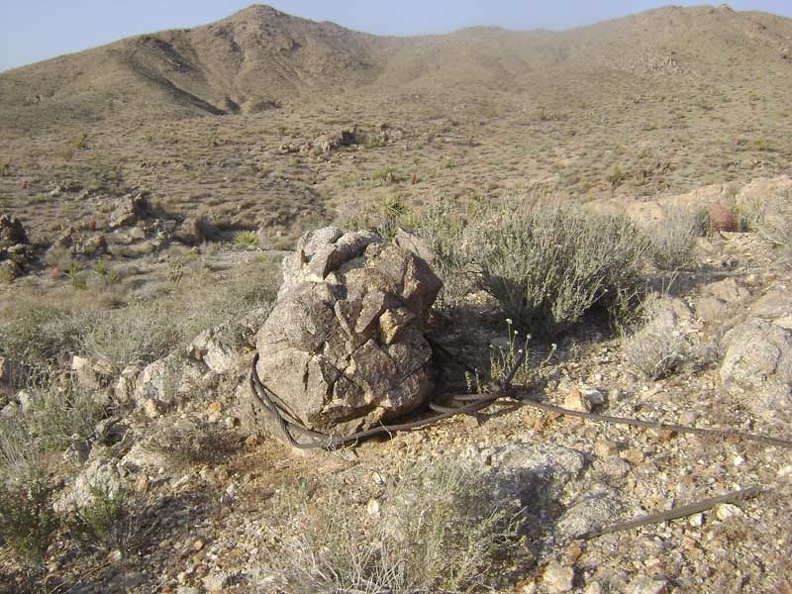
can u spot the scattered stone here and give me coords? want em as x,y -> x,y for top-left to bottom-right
62,439 -> 91,466
594,439 -> 619,458
628,576 -> 668,594
190,324 -> 240,375
312,128 -> 357,154
201,571 -> 231,592
564,388 -> 592,412
119,443 -> 169,474
175,217 -> 207,246
54,457 -> 123,513
621,448 -> 645,465
0,214 -> 28,248
0,257 -> 19,281
720,319 -> 792,426
115,364 -> 143,403
133,353 -> 204,408
109,193 -> 151,229
714,503 -> 743,520
77,233 -> 108,256
600,455 -> 631,478
555,487 -> 623,540
70,355 -> 113,389
542,561 -> 575,593
143,398 -> 162,418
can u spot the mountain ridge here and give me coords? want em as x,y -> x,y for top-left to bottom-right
2,3 -> 791,136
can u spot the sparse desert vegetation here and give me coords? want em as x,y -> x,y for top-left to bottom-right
1,3 -> 792,594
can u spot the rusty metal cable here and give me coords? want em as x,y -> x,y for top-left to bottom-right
248,352 -> 792,450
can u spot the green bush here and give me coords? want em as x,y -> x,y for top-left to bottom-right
0,467 -> 59,566
232,230 -> 259,247
420,199 -> 647,336
0,303 -> 88,368
26,381 -> 108,452
67,481 -> 146,554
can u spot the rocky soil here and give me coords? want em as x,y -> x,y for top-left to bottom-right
1,208 -> 790,593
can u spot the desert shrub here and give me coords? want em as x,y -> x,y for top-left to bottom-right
66,481 -> 147,554
645,203 -> 706,270
347,194 -> 417,241
232,230 -> 259,247
0,466 -> 59,566
470,202 -> 645,335
605,163 -> 625,188
25,381 -> 108,452
621,315 -> 689,380
81,299 -> 183,371
0,302 -> 89,368
266,459 -> 525,594
147,418 -> 237,468
412,199 -> 476,302
415,199 -> 648,334
0,379 -> 107,481
82,257 -> 277,371
468,318 -> 545,392
373,166 -> 403,185
621,295 -> 717,380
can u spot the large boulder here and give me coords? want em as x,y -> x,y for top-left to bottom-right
252,227 -> 442,436
719,319 -> 792,427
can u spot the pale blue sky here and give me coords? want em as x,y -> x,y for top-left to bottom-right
1,1 -> 791,72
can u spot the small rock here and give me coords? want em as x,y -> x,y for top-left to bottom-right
143,398 -> 161,418
191,325 -> 239,375
564,388 -> 591,413
621,448 -> 645,465
203,571 -> 232,592
109,193 -> 150,229
601,456 -> 630,478
720,319 -> 792,427
714,503 -> 743,520
0,259 -> 19,281
594,439 -> 619,458
542,561 -> 574,593
0,214 -> 28,248
366,498 -> 381,517
628,576 -> 667,594
583,583 -> 603,594
175,217 -> 207,246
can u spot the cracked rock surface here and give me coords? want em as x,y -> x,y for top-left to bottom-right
252,227 -> 442,435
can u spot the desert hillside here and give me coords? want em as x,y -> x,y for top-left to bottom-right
1,4 -> 791,240
1,4 -> 791,594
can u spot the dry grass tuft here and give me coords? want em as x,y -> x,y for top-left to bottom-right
264,458 -> 528,593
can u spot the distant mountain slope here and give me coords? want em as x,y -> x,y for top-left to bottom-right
1,3 -> 791,136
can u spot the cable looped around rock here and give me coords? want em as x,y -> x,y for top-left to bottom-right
249,352 -> 792,450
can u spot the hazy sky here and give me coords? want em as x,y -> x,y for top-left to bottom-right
2,1 -> 791,72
